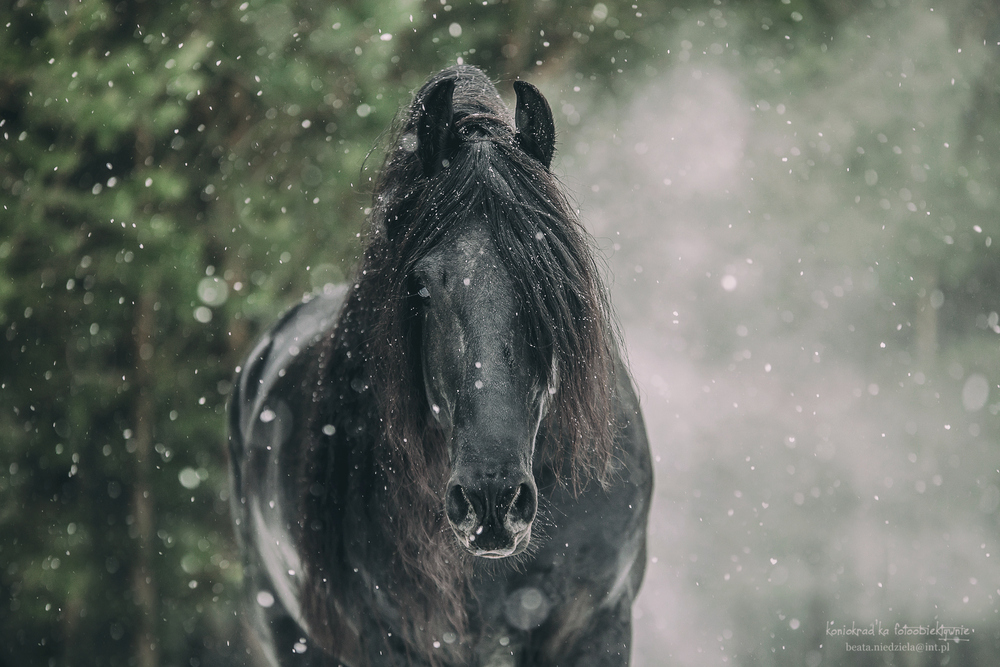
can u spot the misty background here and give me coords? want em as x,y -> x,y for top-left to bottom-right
2,0 -> 999,665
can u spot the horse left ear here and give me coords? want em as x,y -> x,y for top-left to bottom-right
417,77 -> 459,178
513,80 -> 555,169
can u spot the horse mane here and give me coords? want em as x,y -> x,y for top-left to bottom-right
299,65 -> 620,663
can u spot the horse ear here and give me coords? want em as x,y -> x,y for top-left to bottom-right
513,80 -> 555,169
417,77 -> 458,177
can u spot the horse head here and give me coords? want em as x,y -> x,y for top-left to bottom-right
409,73 -> 557,558
361,66 -> 615,567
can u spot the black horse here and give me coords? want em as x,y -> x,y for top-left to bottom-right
228,65 -> 652,667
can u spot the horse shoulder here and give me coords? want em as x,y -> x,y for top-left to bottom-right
229,286 -> 349,648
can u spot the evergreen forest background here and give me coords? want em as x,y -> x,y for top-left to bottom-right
2,0 -> 999,665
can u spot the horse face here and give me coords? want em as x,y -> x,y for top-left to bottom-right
413,222 -> 548,558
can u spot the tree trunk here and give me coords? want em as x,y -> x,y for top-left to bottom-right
132,289 -> 159,667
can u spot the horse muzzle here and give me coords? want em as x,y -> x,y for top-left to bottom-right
446,475 -> 537,558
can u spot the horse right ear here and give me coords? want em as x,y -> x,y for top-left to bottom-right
416,77 -> 459,178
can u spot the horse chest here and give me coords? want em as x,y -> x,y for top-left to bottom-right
473,632 -> 521,667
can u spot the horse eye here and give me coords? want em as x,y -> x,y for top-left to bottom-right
418,286 -> 431,299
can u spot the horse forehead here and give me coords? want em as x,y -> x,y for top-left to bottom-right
422,223 -> 506,280
453,240 -> 503,282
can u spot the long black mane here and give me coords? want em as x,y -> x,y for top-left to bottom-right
298,65 -> 620,661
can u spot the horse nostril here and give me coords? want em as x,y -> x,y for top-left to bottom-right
508,482 -> 536,525
448,476 -> 536,544
446,483 -> 474,526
